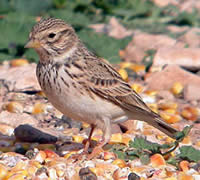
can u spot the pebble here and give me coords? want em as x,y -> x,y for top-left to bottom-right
79,167 -> 97,180
14,124 -> 57,143
57,141 -> 84,155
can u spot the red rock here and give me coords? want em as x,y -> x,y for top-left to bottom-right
111,124 -> 122,134
146,65 -> 200,90
122,32 -> 185,63
132,32 -> 178,50
167,25 -> 189,33
0,111 -> 37,128
89,17 -> 133,39
178,0 -> 200,13
0,63 -> 40,90
121,45 -> 145,63
179,28 -> 200,48
156,90 -> 175,101
153,0 -> 178,7
184,83 -> 200,101
108,17 -> 133,39
89,24 -> 105,33
152,48 -> 200,70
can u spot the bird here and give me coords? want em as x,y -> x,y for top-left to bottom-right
25,18 -> 179,159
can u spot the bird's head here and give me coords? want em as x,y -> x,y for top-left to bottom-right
25,18 -> 78,62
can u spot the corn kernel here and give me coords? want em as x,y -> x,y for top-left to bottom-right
118,68 -> 128,81
171,82 -> 184,95
110,133 -> 122,144
179,160 -> 189,172
73,135 -> 84,143
10,59 -> 29,67
112,159 -> 127,168
131,83 -> 143,93
151,154 -> 166,167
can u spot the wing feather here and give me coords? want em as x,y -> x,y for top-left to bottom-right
85,58 -> 152,113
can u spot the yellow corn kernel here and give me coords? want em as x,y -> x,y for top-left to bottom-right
147,103 -> 158,113
151,154 -> 166,167
112,159 -> 127,168
131,83 -> 143,93
110,133 -> 122,144
145,90 -> 158,96
64,151 -> 77,159
171,82 -> 184,95
119,62 -> 132,69
73,135 -> 84,143
130,64 -> 145,73
32,102 -> 46,114
159,102 -> 178,110
10,59 -> 29,67
118,68 -> 128,81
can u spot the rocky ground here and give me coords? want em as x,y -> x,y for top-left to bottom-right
1,3 -> 200,180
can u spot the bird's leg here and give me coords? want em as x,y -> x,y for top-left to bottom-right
66,124 -> 96,161
84,124 -> 96,153
87,118 -> 111,159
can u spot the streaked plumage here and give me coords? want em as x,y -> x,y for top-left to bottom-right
25,18 -> 179,158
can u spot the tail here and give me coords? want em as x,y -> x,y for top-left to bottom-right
146,116 -> 178,139
130,108 -> 179,139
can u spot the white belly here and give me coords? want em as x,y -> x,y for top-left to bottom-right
46,85 -> 126,127
38,69 -> 126,128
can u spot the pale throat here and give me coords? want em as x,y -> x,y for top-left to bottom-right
53,45 -> 77,62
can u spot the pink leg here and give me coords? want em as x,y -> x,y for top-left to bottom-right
87,118 -> 111,159
84,124 -> 96,152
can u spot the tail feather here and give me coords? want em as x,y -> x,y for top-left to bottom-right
148,116 -> 178,139
127,106 -> 179,139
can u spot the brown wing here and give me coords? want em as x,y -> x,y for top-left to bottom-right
85,58 -> 153,114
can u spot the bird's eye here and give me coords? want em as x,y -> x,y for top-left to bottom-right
48,33 -> 56,38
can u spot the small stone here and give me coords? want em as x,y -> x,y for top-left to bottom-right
0,63 -> 40,90
128,173 -> 140,180
35,167 -> 48,176
14,124 -> 57,144
0,123 -> 14,136
44,149 -> 58,158
48,168 -> 58,179
34,151 -> 46,164
146,65 -> 200,91
79,167 -> 97,180
156,90 -> 174,101
25,149 -> 38,159
57,141 -> 84,156
184,83 -> 200,101
152,47 -> 200,71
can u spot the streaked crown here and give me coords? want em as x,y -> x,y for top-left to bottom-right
25,18 -> 78,60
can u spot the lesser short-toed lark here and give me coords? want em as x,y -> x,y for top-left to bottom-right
25,18 -> 179,158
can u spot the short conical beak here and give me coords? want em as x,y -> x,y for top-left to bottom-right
24,40 -> 41,48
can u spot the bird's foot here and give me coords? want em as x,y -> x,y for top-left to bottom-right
87,146 -> 104,160
66,150 -> 87,162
